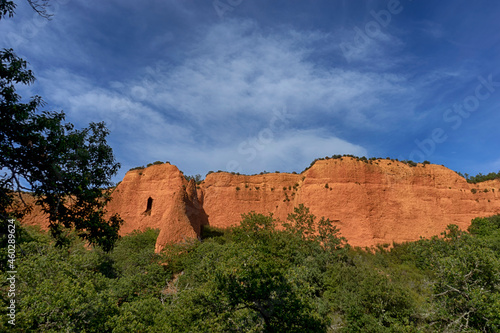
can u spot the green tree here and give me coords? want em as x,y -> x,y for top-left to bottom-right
185,174 -> 202,184
0,47 -> 122,250
164,239 -> 325,332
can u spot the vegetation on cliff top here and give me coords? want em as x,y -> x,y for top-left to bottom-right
457,171 -> 500,184
2,207 -> 500,332
133,156 -> 500,187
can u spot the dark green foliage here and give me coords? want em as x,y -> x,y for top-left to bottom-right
302,154 -> 418,172
146,161 -> 165,167
468,215 -> 500,253
185,174 -> 203,184
161,209 -> 337,332
0,1 -> 16,20
468,215 -> 500,236
200,225 -> 225,239
0,225 -> 170,332
467,171 -> 500,184
325,256 -> 422,331
3,212 -> 500,331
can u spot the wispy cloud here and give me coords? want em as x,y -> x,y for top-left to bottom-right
31,18 -> 416,177
126,20 -> 414,133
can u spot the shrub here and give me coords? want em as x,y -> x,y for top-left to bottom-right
407,160 -> 417,167
185,174 -> 203,184
467,171 -> 500,184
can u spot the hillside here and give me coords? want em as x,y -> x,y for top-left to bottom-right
106,157 -> 500,252
22,157 -> 500,252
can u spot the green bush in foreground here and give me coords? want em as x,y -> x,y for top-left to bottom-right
1,212 -> 500,332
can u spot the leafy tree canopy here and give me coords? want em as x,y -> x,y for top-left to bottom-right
2,210 -> 500,331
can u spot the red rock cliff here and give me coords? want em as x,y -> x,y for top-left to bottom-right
22,158 -> 500,251
199,158 -> 500,248
104,163 -> 208,252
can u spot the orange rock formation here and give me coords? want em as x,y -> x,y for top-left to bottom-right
23,158 -> 500,252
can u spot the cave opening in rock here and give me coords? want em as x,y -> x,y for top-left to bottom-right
145,197 -> 153,214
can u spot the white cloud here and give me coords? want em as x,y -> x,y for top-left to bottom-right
26,18 -> 418,178
234,129 -> 368,174
337,21 -> 405,66
127,20 -> 411,132
37,68 -> 193,149
129,128 -> 368,176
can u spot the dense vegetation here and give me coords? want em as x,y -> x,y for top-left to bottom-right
2,207 -> 499,332
465,171 -> 500,184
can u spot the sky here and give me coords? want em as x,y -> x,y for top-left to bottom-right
2,0 -> 500,182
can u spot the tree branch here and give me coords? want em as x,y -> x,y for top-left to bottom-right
26,0 -> 53,20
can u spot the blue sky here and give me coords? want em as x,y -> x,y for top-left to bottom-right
2,0 -> 500,181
